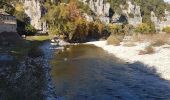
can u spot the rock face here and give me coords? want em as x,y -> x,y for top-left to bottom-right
81,0 -> 142,26
121,1 -> 142,26
151,10 -> 170,32
23,0 -> 47,32
81,0 -> 110,24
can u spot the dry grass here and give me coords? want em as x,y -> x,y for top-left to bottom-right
130,33 -> 170,47
123,42 -> 136,47
131,33 -> 170,43
107,35 -> 121,46
139,45 -> 155,55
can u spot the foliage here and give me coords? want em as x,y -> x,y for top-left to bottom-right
108,24 -> 123,34
135,23 -> 153,34
163,26 -> 170,33
106,0 -> 169,23
45,0 -> 107,42
25,24 -> 37,35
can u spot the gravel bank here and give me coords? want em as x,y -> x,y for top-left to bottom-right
87,41 -> 170,80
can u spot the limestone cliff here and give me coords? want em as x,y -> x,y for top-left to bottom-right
123,1 -> 142,26
22,0 -> 47,32
81,0 -> 110,24
81,0 -> 142,26
19,0 -> 170,32
151,10 -> 170,32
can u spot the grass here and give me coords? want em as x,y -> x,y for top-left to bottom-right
131,33 -> 170,43
26,35 -> 50,41
139,45 -> 155,55
107,35 -> 121,46
0,35 -> 50,59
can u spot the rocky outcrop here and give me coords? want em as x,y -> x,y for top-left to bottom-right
22,0 -> 47,32
81,0 -> 110,24
151,10 -> 170,32
81,0 -> 142,26
121,1 -> 142,26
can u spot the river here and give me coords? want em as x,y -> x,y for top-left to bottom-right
50,44 -> 170,100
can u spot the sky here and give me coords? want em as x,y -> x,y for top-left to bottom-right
164,0 -> 170,3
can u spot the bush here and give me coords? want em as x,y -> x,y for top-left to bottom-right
25,24 -> 37,35
107,35 -> 121,46
139,45 -> 155,55
135,23 -> 151,34
163,27 -> 170,33
151,39 -> 167,47
108,24 -> 123,35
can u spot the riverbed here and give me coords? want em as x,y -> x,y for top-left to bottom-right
50,44 -> 170,100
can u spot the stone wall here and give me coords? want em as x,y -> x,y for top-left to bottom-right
0,24 -> 17,33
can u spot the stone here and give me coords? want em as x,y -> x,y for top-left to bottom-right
23,0 -> 47,32
80,0 -> 111,24
151,10 -> 170,32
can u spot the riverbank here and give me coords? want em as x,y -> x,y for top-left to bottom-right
87,41 -> 170,80
40,40 -> 71,100
40,42 -> 57,100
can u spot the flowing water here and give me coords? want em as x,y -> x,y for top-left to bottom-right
51,44 -> 170,100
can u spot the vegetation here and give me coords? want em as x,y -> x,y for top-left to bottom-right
151,38 -> 167,47
163,26 -> 170,33
107,34 -> 121,46
139,45 -> 155,55
44,0 -> 108,42
1,0 -> 170,41
134,23 -> 155,34
107,0 -> 170,24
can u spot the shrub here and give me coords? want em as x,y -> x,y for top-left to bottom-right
25,24 -> 37,35
139,45 -> 155,55
151,39 -> 166,47
107,35 -> 121,46
163,27 -> 170,33
135,23 -> 151,34
108,24 -> 123,35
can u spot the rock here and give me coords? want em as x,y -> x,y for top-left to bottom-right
151,10 -> 170,32
23,0 -> 47,32
0,54 -> 13,61
81,0 -> 110,24
124,1 -> 142,26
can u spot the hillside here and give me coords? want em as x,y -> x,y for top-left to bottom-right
1,0 -> 170,42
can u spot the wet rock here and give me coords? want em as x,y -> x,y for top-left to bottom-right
0,54 -> 13,61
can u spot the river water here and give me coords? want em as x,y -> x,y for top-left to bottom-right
50,44 -> 170,100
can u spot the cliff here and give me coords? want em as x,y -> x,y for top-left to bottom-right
22,0 -> 47,32
151,10 -> 170,32
81,0 -> 142,26
17,0 -> 170,32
